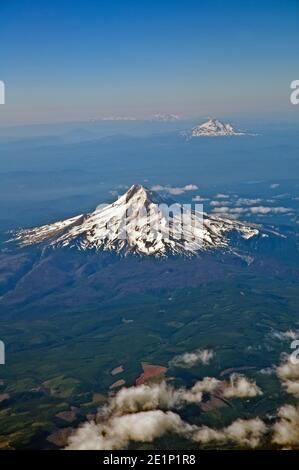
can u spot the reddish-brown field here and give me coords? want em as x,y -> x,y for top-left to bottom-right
135,363 -> 168,386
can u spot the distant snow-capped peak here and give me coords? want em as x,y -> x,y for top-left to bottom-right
183,118 -> 248,138
11,184 -> 262,257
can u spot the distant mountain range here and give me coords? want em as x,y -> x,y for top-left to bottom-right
150,113 -> 180,122
91,113 -> 180,122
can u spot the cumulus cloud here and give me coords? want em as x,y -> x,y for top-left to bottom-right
272,404 -> 299,447
236,198 -> 263,205
66,382 -> 200,450
223,373 -> 262,398
184,184 -> 199,191
151,184 -> 198,195
180,375 -> 260,404
170,349 -> 214,368
66,380 -> 264,450
65,344 -> 299,452
191,376 -> 222,394
248,206 -> 292,215
214,193 -> 230,199
67,407 -> 267,451
191,373 -> 262,399
103,374 -> 261,416
67,410 -> 195,450
195,376 -> 248,402
66,373 -> 264,450
194,418 -> 267,448
101,382 -> 202,415
210,200 -> 231,207
273,193 -> 289,199
211,206 -> 231,214
212,206 -> 293,216
271,329 -> 299,341
276,354 -> 299,398
192,195 -> 209,202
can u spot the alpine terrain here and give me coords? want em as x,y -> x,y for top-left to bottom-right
184,118 -> 248,138
12,184 -> 264,257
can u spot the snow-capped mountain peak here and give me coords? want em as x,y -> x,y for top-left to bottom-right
185,118 -> 247,138
11,184 -> 262,257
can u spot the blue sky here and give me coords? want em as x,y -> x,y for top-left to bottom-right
0,0 -> 299,124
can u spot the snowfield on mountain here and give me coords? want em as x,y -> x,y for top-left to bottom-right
10,185 -> 270,258
182,118 -> 250,138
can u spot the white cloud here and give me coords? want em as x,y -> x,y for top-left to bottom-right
212,206 -> 293,216
66,410 -> 194,450
192,195 -> 209,202
151,184 -> 198,195
67,404 -> 268,450
272,404 -> 299,447
273,193 -> 289,199
210,200 -> 227,207
248,206 -> 291,214
211,206 -> 231,214
223,373 -> 262,398
103,382 -> 200,416
190,376 -> 221,394
66,372 -> 264,450
271,329 -> 299,341
276,354 -> 299,398
170,349 -> 214,368
236,198 -> 263,206
190,373 -> 262,399
65,349 -> 299,451
184,184 -> 198,191
66,382 -> 200,450
194,418 -> 267,448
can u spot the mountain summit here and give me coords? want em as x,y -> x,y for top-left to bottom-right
11,184 -> 265,257
188,118 -> 247,138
